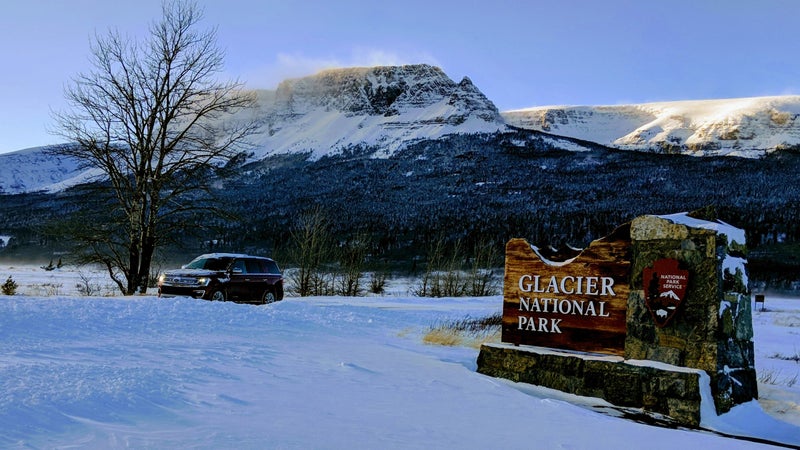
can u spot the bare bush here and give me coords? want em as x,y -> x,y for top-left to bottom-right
466,239 -> 501,297
76,270 -> 103,297
413,237 -> 501,297
413,236 -> 465,297
28,283 -> 63,297
335,233 -> 371,296
287,207 -> 334,296
369,272 -> 387,295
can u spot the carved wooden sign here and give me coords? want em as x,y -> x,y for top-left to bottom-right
502,224 -> 631,356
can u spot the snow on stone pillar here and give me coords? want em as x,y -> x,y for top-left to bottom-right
627,211 -> 756,414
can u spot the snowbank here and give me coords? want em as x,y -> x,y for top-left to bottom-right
0,265 -> 798,448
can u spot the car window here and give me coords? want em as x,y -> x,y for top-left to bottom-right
186,257 -> 231,271
246,259 -> 264,274
264,260 -> 281,274
231,259 -> 247,273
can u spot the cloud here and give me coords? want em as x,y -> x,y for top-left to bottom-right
237,48 -> 441,89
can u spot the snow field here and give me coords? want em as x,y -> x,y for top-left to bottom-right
0,265 -> 798,449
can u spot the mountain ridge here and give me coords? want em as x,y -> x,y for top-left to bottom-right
503,96 -> 800,158
0,64 -> 593,194
247,64 -> 507,160
3,64 -> 800,194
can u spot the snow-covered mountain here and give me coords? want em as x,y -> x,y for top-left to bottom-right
247,64 -> 506,159
0,146 -> 101,194
4,64 -> 800,194
503,96 -> 800,158
0,64 -> 511,194
660,290 -> 680,300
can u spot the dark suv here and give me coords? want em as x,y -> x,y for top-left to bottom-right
158,253 -> 284,304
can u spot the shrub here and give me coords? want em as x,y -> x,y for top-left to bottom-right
28,283 -> 62,297
286,207 -> 334,297
413,236 -> 466,297
369,272 -> 387,295
76,271 -> 102,296
413,237 -> 501,297
335,233 -> 371,297
2,276 -> 18,295
465,239 -> 501,297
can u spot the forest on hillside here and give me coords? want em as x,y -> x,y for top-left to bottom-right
1,132 -> 799,290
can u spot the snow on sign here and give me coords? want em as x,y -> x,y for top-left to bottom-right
501,224 -> 631,356
643,258 -> 689,327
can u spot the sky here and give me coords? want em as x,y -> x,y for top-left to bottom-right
1,0 -> 799,153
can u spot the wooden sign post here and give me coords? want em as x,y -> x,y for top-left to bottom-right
502,223 -> 631,356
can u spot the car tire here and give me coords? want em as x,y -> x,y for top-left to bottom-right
262,290 -> 277,304
210,290 -> 226,301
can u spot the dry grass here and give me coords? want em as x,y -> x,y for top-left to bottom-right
759,368 -> 800,387
423,328 -> 465,346
422,313 -> 502,349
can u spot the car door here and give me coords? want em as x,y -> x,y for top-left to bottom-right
263,259 -> 283,299
227,258 -> 249,301
245,258 -> 269,301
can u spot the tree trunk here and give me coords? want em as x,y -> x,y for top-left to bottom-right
138,234 -> 155,294
127,243 -> 140,295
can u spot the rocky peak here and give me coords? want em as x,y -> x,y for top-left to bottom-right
249,64 -> 506,159
450,76 -> 502,123
272,64 -> 500,120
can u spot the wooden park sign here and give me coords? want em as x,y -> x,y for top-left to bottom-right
502,223 -> 631,356
485,213 -> 758,425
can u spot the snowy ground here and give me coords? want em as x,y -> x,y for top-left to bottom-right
1,265 -> 799,449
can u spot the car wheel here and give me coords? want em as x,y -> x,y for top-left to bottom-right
262,290 -> 277,304
210,290 -> 226,301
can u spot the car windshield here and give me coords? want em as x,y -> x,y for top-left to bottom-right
184,257 -> 232,271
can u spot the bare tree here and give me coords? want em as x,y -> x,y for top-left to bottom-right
50,0 -> 258,294
287,206 -> 334,297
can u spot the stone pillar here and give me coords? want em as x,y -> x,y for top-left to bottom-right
626,212 -> 756,414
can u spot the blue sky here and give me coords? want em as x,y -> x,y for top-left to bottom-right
2,0 -> 798,153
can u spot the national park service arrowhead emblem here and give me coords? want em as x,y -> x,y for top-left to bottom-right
643,258 -> 689,327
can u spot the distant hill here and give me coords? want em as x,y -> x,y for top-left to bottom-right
0,146 -> 101,195
503,96 -> 800,158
